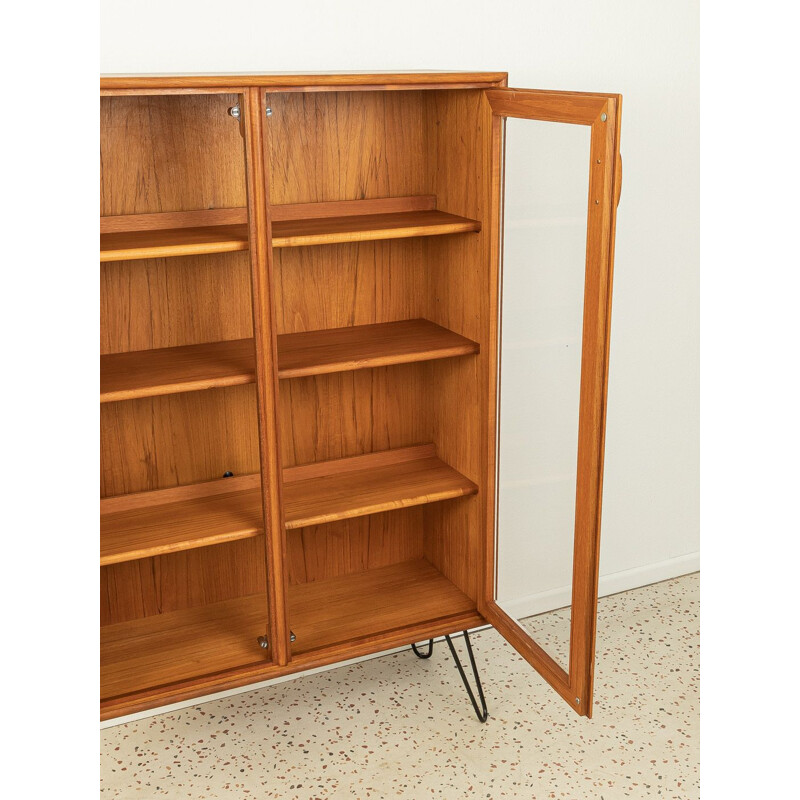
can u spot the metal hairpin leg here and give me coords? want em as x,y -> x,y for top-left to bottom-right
411,639 -> 434,659
409,630 -> 489,722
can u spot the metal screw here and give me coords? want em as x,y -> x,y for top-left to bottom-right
596,159 -> 602,164
595,200 -> 600,204
575,697 -> 580,704
290,631 -> 297,643
600,112 -> 607,122
228,105 -> 241,119
265,107 -> 273,117
258,636 -> 269,649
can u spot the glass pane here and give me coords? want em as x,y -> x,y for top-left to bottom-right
495,117 -> 590,672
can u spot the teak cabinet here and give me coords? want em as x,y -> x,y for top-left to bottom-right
99,71 -> 622,722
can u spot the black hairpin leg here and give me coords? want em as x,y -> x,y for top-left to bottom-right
409,631 -> 489,722
445,631 -> 489,723
411,639 -> 434,659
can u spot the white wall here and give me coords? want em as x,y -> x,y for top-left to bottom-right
101,0 -> 699,604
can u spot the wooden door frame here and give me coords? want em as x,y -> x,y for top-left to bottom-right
242,87 -> 292,666
480,88 -> 622,717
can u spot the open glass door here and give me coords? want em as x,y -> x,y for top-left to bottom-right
482,89 -> 622,717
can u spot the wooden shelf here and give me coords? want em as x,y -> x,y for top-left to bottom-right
283,444 -> 478,529
100,475 -> 262,566
101,559 -> 476,701
288,560 -> 476,654
100,320 -> 479,402
100,224 -> 249,262
100,338 -> 255,403
101,593 -> 269,701
100,445 -> 476,565
277,319 -> 479,379
99,198 -> 480,262
272,209 -> 480,248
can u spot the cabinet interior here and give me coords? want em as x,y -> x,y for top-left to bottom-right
100,87 -> 494,716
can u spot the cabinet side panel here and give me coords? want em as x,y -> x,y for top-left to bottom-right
422,90 -> 495,602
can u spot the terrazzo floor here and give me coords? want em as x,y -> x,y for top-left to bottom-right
100,573 -> 699,799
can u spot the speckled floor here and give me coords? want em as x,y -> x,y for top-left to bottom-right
101,573 -> 699,799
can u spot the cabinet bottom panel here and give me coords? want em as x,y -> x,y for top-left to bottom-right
288,559 -> 474,655
101,559 -> 481,720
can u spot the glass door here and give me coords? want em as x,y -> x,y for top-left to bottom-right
482,89 -> 621,717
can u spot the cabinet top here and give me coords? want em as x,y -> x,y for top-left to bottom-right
100,70 -> 508,92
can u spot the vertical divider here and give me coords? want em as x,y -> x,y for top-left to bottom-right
242,87 -> 290,666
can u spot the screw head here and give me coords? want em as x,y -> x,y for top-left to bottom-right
575,697 -> 580,704
228,105 -> 241,119
265,107 -> 273,117
600,112 -> 607,122
257,636 -> 269,649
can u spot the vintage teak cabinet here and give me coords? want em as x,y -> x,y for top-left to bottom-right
100,71 -> 622,722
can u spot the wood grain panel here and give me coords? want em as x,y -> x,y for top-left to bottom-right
99,204 -> 476,260
101,592 -> 269,699
99,197 -> 433,234
100,537 -> 267,626
277,365 -> 429,468
288,559 -> 476,655
272,209 -> 479,247
99,384 -> 260,497
100,252 -> 253,355
283,444 -> 477,529
100,72 -> 508,91
265,91 -> 429,204
100,445 -> 472,566
277,319 -> 478,378
286,508 -> 424,585
101,207 -> 248,234
485,89 -> 608,125
101,224 -> 249,262
101,558 -> 478,704
271,195 -> 435,221
421,90 -> 495,602
101,605 -> 484,720
101,338 -> 255,402
100,93 -> 246,216
101,482 -> 264,566
100,319 -> 479,402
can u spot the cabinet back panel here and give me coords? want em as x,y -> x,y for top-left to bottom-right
100,537 -> 267,626
273,240 -> 428,334
286,509 -> 424,585
100,385 -> 260,498
100,94 -> 246,216
277,366 -> 429,468
101,252 -> 253,355
264,91 -> 429,204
